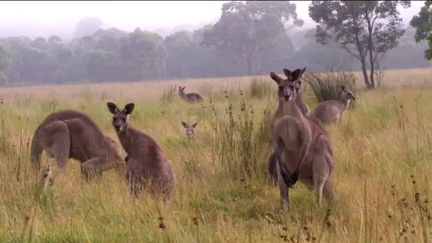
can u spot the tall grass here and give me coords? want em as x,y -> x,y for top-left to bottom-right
248,77 -> 274,99
0,72 -> 432,242
209,89 -> 272,181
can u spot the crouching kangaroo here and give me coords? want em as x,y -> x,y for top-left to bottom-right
181,121 -> 198,139
30,110 -> 124,179
107,102 -> 175,199
270,68 -> 337,211
312,85 -> 356,126
178,86 -> 203,103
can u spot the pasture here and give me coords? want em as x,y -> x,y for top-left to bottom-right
0,68 -> 432,242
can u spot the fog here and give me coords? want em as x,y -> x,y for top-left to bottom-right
0,1 -> 423,39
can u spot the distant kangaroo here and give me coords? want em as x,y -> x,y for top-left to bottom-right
30,110 -> 124,179
107,102 -> 175,199
178,86 -> 203,103
181,121 -> 198,139
312,85 -> 356,126
270,68 -> 337,210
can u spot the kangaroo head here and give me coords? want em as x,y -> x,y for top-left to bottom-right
181,121 -> 198,139
107,102 -> 135,133
270,67 -> 306,102
178,86 -> 185,96
340,85 -> 356,102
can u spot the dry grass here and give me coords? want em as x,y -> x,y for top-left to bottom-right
0,68 -> 432,242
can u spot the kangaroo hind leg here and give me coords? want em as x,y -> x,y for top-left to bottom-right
43,121 -> 71,175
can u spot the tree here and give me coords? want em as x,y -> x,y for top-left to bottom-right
309,1 -> 410,89
121,28 -> 166,80
203,1 -> 303,75
0,43 -> 12,85
74,17 -> 104,39
410,0 -> 432,60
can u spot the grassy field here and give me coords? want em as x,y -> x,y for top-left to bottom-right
0,68 -> 432,242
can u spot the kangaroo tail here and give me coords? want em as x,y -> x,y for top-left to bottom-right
30,128 -> 43,171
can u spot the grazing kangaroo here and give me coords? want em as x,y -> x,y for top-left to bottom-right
30,110 -> 124,179
270,68 -> 337,210
178,86 -> 203,103
181,121 -> 198,139
107,102 -> 175,199
312,85 -> 356,126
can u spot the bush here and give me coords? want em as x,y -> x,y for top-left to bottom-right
304,71 -> 356,102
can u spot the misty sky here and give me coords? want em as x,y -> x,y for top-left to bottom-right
0,1 -> 424,38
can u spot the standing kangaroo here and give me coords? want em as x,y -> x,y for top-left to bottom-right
270,68 -> 337,210
311,85 -> 356,126
30,110 -> 124,179
178,86 -> 203,103
181,121 -> 198,139
267,68 -> 309,183
107,102 -> 175,199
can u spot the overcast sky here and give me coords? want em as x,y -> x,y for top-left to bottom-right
0,1 -> 425,38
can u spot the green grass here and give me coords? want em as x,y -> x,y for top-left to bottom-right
0,74 -> 432,242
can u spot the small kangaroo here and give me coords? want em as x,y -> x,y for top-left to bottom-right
270,68 -> 337,210
107,102 -> 175,199
30,110 -> 124,179
178,86 -> 203,103
311,85 -> 356,126
181,121 -> 198,139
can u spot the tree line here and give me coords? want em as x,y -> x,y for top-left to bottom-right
0,1 -> 430,88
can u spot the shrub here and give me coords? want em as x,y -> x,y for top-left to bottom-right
304,71 -> 356,102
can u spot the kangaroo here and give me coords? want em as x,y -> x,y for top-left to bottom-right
270,68 -> 337,210
181,121 -> 198,139
311,85 -> 356,126
178,86 -> 203,103
267,68 -> 310,183
30,110 -> 124,180
107,102 -> 175,199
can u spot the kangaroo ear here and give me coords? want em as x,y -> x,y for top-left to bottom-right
124,103 -> 135,115
181,121 -> 189,128
107,102 -> 119,114
192,122 -> 198,128
340,85 -> 346,91
291,67 -> 307,81
283,69 -> 292,78
270,72 -> 284,84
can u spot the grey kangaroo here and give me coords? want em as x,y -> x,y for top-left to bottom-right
178,86 -> 203,103
270,68 -> 337,210
30,110 -> 124,179
312,85 -> 356,126
107,102 -> 175,199
181,121 -> 198,139
267,68 -> 310,182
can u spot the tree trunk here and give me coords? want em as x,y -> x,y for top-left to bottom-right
365,8 -> 375,89
360,57 -> 372,89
